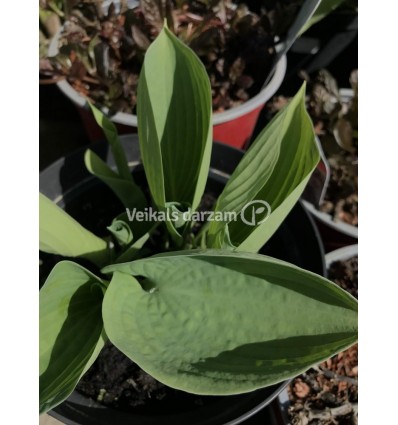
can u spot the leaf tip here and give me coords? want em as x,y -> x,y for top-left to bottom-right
299,81 -> 307,97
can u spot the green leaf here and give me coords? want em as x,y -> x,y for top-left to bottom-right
47,0 -> 65,17
137,25 -> 212,214
116,209 -> 154,241
102,251 -> 357,395
272,0 -> 321,62
114,231 -> 150,263
88,103 -> 133,182
39,193 -> 108,267
107,219 -> 134,247
207,84 -> 320,252
40,261 -> 106,414
84,149 -> 147,210
108,214 -> 157,263
299,0 -> 346,35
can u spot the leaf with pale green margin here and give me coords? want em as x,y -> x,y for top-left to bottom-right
299,0 -> 346,35
39,193 -> 108,267
137,25 -> 212,215
84,149 -> 147,211
206,84 -> 320,252
102,251 -> 357,395
88,102 -> 134,182
40,261 -> 107,414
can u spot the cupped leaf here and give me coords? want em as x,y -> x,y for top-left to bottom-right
40,261 -> 107,414
107,219 -> 134,247
108,214 -> 155,263
137,25 -> 212,213
207,84 -> 320,252
84,149 -> 147,211
102,251 -> 357,395
117,209 -> 154,242
39,193 -> 108,267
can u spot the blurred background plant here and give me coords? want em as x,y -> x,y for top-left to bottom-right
39,0 -> 70,73
305,68 -> 357,153
40,0 -> 313,114
306,69 -> 358,226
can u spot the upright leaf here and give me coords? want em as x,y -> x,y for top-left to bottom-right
277,0 -> 321,57
114,231 -> 150,263
265,0 -> 321,81
102,251 -> 357,395
40,261 -> 107,413
299,0 -> 346,35
39,193 -> 108,266
137,25 -> 212,214
84,149 -> 147,210
207,84 -> 320,252
89,103 -> 134,182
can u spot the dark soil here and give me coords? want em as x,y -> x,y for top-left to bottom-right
287,256 -> 358,425
288,345 -> 358,425
76,342 -> 219,413
192,192 -> 218,234
75,191 -> 221,411
327,256 -> 358,300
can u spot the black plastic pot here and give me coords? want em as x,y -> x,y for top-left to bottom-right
39,135 -> 326,425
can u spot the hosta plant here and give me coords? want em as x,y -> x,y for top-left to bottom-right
39,26 -> 358,414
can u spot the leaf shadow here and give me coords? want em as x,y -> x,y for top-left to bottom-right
40,283 -> 103,412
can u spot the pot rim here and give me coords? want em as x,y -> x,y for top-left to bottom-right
302,200 -> 358,238
223,380 -> 289,425
48,380 -> 288,425
325,244 -> 358,268
48,29 -> 287,127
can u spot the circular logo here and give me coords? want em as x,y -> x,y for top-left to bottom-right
240,200 -> 271,227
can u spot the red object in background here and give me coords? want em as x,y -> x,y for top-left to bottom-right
80,104 -> 264,149
56,55 -> 287,145
81,103 -> 264,149
213,105 -> 263,149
